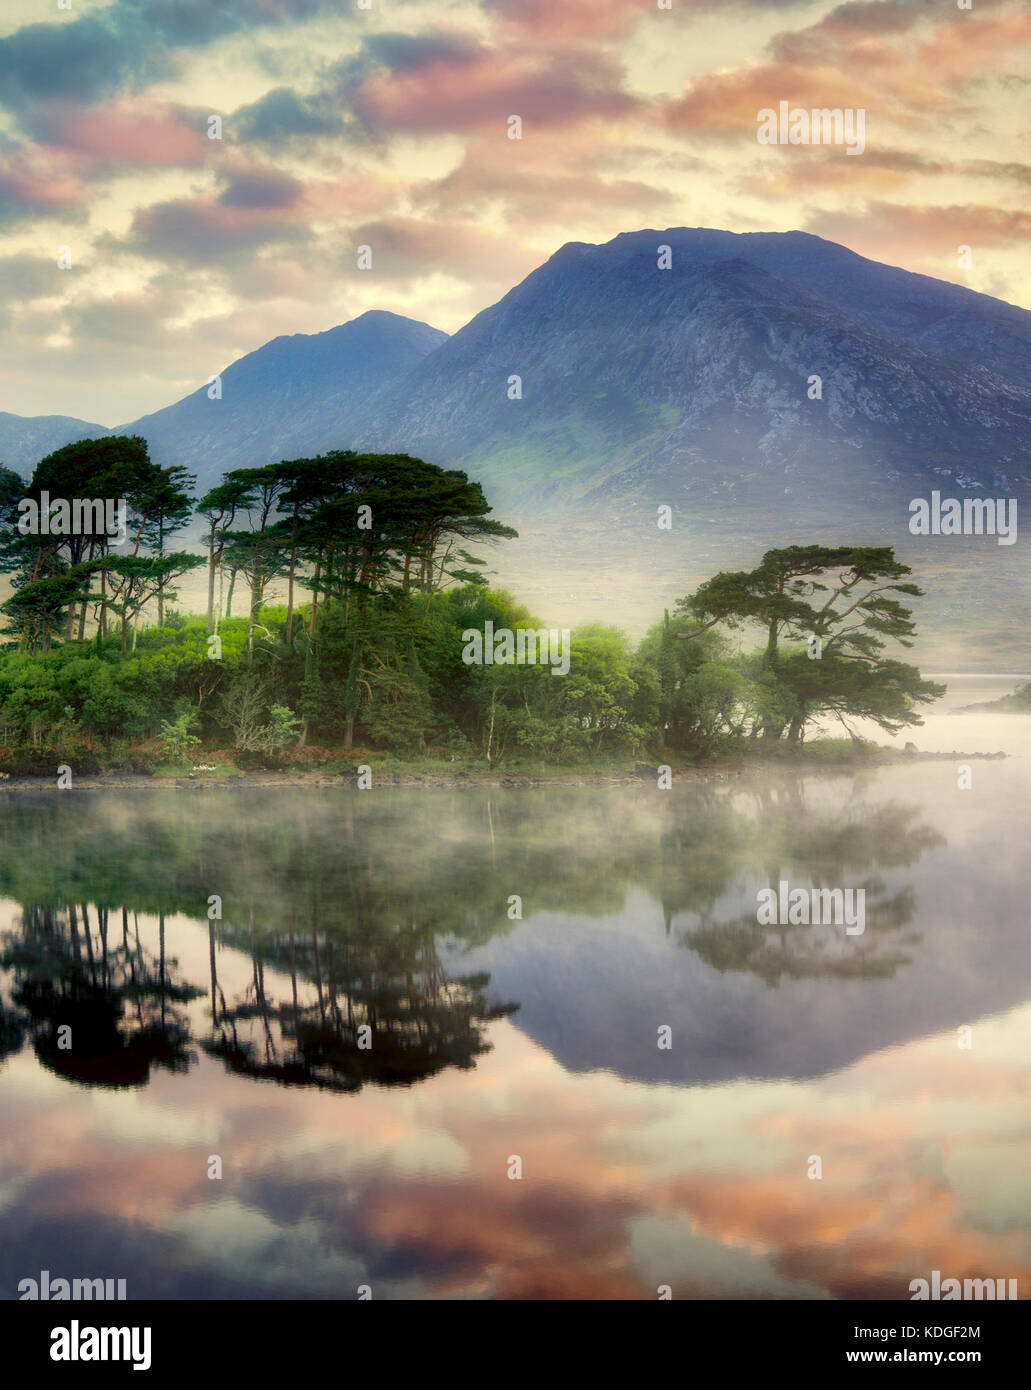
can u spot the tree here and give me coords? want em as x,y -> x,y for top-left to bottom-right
197,476 -> 257,634
675,546 -> 943,741
98,552 -> 205,655
137,465 -> 195,627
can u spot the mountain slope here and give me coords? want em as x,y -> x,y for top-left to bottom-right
352,229 -> 1031,514
118,310 -> 448,488
600,228 -> 1031,392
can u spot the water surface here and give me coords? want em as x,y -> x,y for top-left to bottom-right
1,677 -> 1029,1299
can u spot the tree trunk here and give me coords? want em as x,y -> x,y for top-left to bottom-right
285,538 -> 297,646
206,524 -> 217,633
77,567 -> 89,641
157,517 -> 165,627
309,555 -> 321,637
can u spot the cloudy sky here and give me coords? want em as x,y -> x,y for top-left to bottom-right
1,0 -> 1029,425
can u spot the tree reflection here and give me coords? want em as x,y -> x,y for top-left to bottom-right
0,779 -> 945,1092
656,782 -> 944,984
204,911 -> 516,1090
0,890 -> 515,1093
0,904 -> 198,1087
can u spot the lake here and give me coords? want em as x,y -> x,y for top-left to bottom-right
1,675 -> 1029,1300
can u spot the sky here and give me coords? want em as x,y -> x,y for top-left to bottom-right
0,0 -> 1029,426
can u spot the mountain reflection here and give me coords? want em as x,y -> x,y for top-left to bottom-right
0,780 -> 944,1094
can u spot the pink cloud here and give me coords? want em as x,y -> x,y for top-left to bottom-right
354,48 -> 636,133
39,100 -> 210,170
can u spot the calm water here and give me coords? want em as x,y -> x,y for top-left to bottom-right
1,676 -> 1029,1300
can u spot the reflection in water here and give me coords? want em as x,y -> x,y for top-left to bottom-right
664,788 -> 943,984
1,903 -> 515,1094
0,763 -> 1028,1299
206,915 -> 515,1091
3,905 -> 198,1089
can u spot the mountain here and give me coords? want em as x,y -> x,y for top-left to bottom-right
0,411 -> 110,474
117,310 -> 447,489
7,232 -> 1031,521
353,228 -> 1031,515
3,230 -> 1028,662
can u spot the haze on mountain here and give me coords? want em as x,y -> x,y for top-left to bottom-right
122,309 -> 448,484
4,227 -> 1029,525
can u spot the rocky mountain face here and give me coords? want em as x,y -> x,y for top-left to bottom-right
352,229 -> 1031,516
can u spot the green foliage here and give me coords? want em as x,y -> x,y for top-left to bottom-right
263,705 -> 301,751
158,710 -> 201,762
0,437 -> 941,768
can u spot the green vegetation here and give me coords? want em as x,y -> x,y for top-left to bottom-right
973,680 -> 1031,712
0,437 -> 943,775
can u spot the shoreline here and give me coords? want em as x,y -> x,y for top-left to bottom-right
0,747 -> 1009,792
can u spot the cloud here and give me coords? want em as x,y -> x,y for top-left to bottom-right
348,38 -> 638,133
119,0 -> 329,49
0,155 -> 87,226
119,194 -> 313,266
670,0 -> 1031,143
232,86 -> 347,144
769,0 -> 927,63
0,15 -> 169,113
219,162 -> 305,209
807,201 -> 1031,257
414,133 -> 677,229
0,0 -> 342,119
667,64 -> 882,139
347,217 -> 528,281
62,286 -> 184,350
0,254 -> 60,301
31,99 -> 210,170
488,0 -> 816,44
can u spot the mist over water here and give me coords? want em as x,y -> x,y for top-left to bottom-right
1,683 -> 1028,1299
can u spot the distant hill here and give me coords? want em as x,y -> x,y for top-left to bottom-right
4,228 -> 1029,666
6,230 -> 1030,519
958,680 -> 1031,712
118,310 -> 448,491
0,411 -> 110,475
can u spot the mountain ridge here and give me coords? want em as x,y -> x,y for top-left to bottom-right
2,228 -> 1029,522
